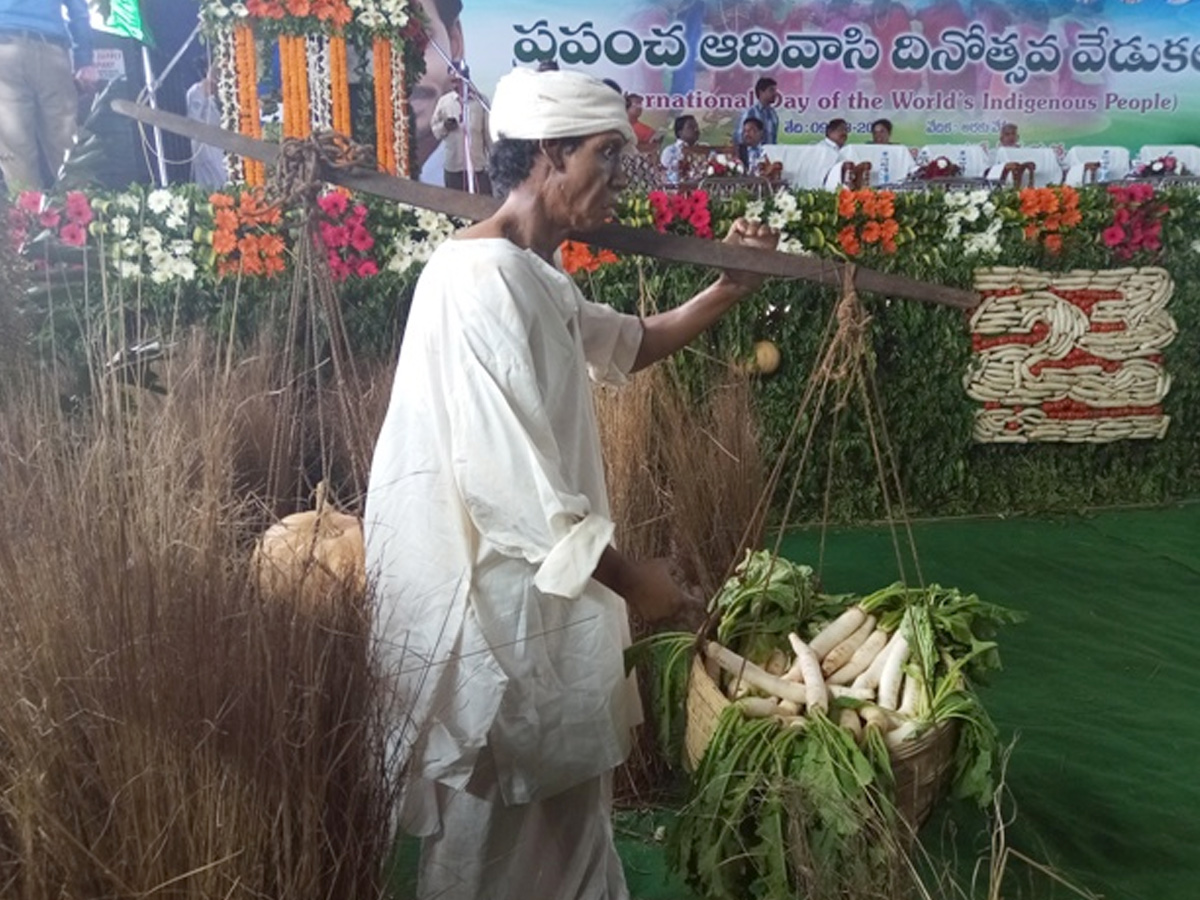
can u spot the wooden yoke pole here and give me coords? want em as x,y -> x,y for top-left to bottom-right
112,99 -> 978,310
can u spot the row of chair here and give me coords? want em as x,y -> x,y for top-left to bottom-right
763,143 -> 1200,190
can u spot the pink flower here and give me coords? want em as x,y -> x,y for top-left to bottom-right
1128,183 -> 1155,203
328,255 -> 351,280
1101,224 -> 1126,248
59,222 -> 86,246
64,191 -> 92,225
689,207 -> 711,231
39,208 -> 61,228
348,204 -> 368,224
320,222 -> 349,249
355,258 -> 378,277
17,191 -> 43,214
1143,234 -> 1162,252
349,225 -> 374,252
318,191 -> 349,217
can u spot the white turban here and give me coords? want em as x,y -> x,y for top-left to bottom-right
489,68 -> 634,146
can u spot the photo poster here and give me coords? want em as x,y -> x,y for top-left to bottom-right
450,0 -> 1200,152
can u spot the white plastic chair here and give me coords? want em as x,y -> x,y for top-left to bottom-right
918,144 -> 990,178
985,147 -> 1064,188
836,144 -> 915,186
764,143 -> 841,190
1062,146 -> 1130,186
1136,144 -> 1200,175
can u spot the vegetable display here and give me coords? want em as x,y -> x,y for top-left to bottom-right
634,550 -> 1022,900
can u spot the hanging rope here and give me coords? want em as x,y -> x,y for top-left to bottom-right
264,132 -> 378,512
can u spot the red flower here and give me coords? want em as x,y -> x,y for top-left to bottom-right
64,191 -> 92,225
17,191 -> 43,214
318,191 -> 349,217
349,225 -> 374,252
1101,225 -> 1126,247
59,222 -> 86,246
355,258 -> 379,278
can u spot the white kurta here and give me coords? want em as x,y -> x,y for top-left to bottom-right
365,237 -> 645,837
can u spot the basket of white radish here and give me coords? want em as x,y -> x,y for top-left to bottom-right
679,550 -> 1021,833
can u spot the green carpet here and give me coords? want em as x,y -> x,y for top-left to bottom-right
619,503 -> 1200,900
398,504 -> 1200,899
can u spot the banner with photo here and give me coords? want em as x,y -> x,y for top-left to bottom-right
449,0 -> 1200,150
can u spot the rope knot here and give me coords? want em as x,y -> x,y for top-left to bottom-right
269,132 -> 376,211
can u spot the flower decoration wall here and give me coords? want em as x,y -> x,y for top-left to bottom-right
646,189 -> 714,239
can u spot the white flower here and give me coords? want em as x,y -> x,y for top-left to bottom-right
140,226 -> 164,249
170,196 -> 189,219
744,199 -> 765,223
118,261 -> 140,278
117,193 -> 141,211
230,3 -> 249,17
766,211 -> 788,231
774,190 -> 797,215
1190,239 -> 1200,254
147,190 -> 172,214
174,259 -> 197,281
111,215 -> 131,237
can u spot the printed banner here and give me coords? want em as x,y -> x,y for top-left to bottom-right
412,0 -> 1200,178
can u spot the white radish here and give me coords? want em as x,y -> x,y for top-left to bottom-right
821,615 -> 877,676
876,632 -> 911,711
860,704 -> 889,734
705,641 -> 807,706
781,655 -> 806,683
829,685 -> 875,701
884,719 -> 921,749
829,629 -> 889,685
898,670 -> 921,718
838,707 -> 863,742
778,699 -> 800,716
736,696 -> 782,719
808,606 -> 867,659
764,648 -> 789,677
786,632 -> 827,715
851,629 -> 901,692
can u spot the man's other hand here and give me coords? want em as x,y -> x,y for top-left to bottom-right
75,65 -> 100,92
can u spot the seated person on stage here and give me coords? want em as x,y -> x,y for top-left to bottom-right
822,118 -> 849,151
625,93 -> 661,153
738,116 -> 767,173
660,114 -> 700,184
998,122 -> 1019,148
871,118 -> 893,145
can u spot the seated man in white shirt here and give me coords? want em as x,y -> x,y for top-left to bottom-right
660,113 -> 700,184
822,118 -> 849,152
738,116 -> 767,173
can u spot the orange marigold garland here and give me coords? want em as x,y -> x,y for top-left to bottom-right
330,34 -> 351,135
234,24 -> 265,185
373,36 -> 395,174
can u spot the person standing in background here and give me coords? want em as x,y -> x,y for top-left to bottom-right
185,58 -> 228,189
734,76 -> 779,155
0,0 -> 98,191
430,63 -> 491,194
413,0 -> 466,185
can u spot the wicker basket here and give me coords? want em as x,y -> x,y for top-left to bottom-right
684,654 -> 959,832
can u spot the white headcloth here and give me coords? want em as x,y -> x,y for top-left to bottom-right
489,68 -> 634,145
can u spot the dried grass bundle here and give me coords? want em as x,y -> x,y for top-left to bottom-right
0,335 -> 400,900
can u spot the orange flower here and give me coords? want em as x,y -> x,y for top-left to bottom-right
876,191 -> 895,219
209,192 -> 234,209
1043,214 -> 1061,233
837,192 -> 857,219
286,0 -> 310,14
1023,223 -> 1039,241
263,254 -> 287,276
837,225 -> 860,256
880,218 -> 900,241
214,208 -> 239,232
861,220 -> 882,244
259,233 -> 286,257
860,193 -> 878,219
240,252 -> 264,276
1044,234 -> 1063,254
238,234 -> 260,258
213,229 -> 238,254
1019,189 -> 1040,217
882,238 -> 897,254
1062,209 -> 1082,228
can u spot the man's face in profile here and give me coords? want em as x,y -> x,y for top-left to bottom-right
412,0 -> 464,169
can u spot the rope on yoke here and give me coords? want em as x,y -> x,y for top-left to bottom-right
269,131 -> 376,212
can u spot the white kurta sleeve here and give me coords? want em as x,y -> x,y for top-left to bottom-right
578,299 -> 643,385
